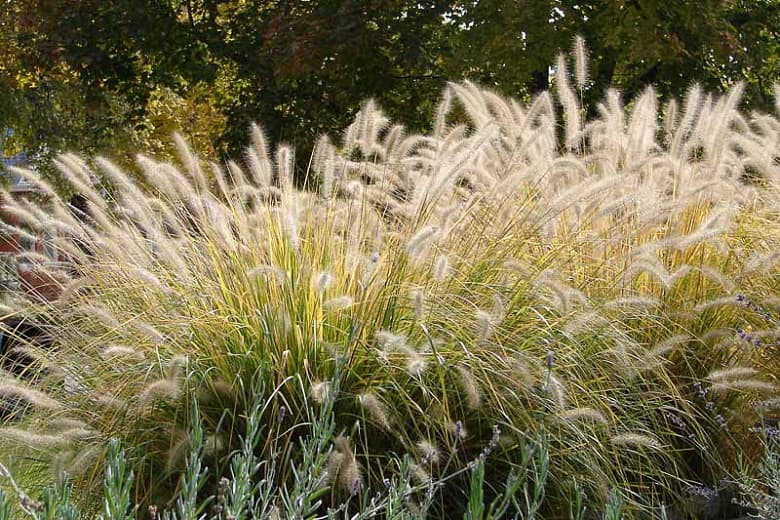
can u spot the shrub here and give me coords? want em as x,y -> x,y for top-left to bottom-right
1,47 -> 779,516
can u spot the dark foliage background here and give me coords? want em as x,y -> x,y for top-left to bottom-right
1,0 -> 778,169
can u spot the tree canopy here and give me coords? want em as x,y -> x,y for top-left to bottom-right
1,0 -> 778,168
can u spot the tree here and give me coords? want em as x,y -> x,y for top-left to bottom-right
182,0 -> 455,155
1,0 -> 223,166
449,1 -> 779,111
1,0 -> 777,173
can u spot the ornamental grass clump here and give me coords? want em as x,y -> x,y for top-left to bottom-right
0,44 -> 779,516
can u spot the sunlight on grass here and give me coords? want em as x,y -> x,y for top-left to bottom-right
0,45 -> 778,518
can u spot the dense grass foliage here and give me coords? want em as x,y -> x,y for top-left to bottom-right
0,49 -> 779,517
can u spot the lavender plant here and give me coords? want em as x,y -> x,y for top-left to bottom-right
731,294 -> 780,519
102,438 -> 135,520
735,432 -> 780,519
464,427 -> 549,520
221,377 -> 271,520
166,397 -> 208,520
280,365 -> 341,519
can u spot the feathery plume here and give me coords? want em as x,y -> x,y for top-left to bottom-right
610,433 -> 662,450
702,328 -> 731,345
205,434 -> 225,456
708,366 -> 758,381
773,83 -> 780,115
92,393 -> 127,411
433,254 -> 452,281
456,366 -> 482,410
276,144 -> 294,194
210,161 -> 231,198
491,294 -> 506,323
313,270 -> 334,294
406,352 -> 428,377
283,199 -> 300,251
245,147 -> 271,189
8,166 -> 58,199
62,444 -> 102,478
248,264 -> 288,285
0,428 -> 71,448
448,420 -> 468,440
375,331 -> 409,352
663,99 -> 678,144
545,373 -> 567,409
138,379 -> 181,407
406,226 -> 439,260
100,345 -> 144,361
503,258 -> 532,276
572,35 -> 589,90
510,357 -> 536,389
323,295 -> 354,311
0,222 -> 38,248
249,122 -> 270,161
534,276 -> 588,313
47,417 -> 92,432
416,439 -> 440,465
172,133 -> 207,192
433,85 -> 453,138
53,160 -> 107,213
167,355 -> 189,380
555,53 -> 581,150
310,381 -> 331,404
410,289 -> 425,322
745,248 -> 780,274
563,310 -> 609,335
0,383 -> 62,410
694,296 -> 742,313
226,159 -> 248,188
623,256 -> 692,289
409,462 -> 431,486
358,392 -> 392,431
671,84 -> 704,155
325,450 -> 345,486
134,321 -> 166,344
246,123 -> 273,187
77,305 -> 122,329
475,309 -> 496,342
710,379 -> 775,393
0,203 -> 42,231
333,435 -> 362,496
696,266 -> 735,292
382,124 -> 404,159
313,135 -> 336,198
605,296 -> 662,310
649,334 -> 691,357
558,407 -> 608,425
626,87 -> 658,162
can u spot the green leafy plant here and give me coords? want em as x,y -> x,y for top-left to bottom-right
603,488 -> 624,520
102,438 -> 135,520
730,294 -> 780,519
0,488 -> 10,520
464,427 -> 549,520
